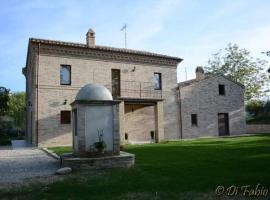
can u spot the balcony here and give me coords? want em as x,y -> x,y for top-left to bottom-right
105,80 -> 163,99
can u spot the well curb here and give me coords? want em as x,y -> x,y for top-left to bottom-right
41,147 -> 60,160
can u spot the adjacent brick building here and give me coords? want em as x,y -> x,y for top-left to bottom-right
177,67 -> 246,138
23,29 -> 182,147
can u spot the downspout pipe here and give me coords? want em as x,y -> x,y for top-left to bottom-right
178,86 -> 183,139
36,43 -> 40,146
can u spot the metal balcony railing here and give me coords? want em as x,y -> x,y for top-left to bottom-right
104,80 -> 163,99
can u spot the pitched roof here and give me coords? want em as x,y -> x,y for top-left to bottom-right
178,78 -> 200,87
29,38 -> 183,62
178,75 -> 245,88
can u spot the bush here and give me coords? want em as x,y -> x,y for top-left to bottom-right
264,101 -> 270,114
0,116 -> 14,133
247,116 -> 270,124
246,100 -> 270,124
246,100 -> 264,116
0,134 -> 11,145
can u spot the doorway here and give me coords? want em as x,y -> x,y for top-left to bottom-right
111,69 -> 120,97
218,113 -> 229,136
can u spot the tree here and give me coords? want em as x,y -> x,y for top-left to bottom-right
7,92 -> 26,129
205,43 -> 270,100
246,100 -> 264,116
264,101 -> 270,115
0,87 -> 10,116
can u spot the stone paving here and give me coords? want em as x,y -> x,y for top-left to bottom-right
0,148 -> 59,186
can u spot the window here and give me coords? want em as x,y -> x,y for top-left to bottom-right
124,133 -> 128,140
191,114 -> 198,126
111,69 -> 121,97
150,131 -> 155,140
61,110 -> 71,124
60,65 -> 71,85
154,73 -> 162,90
219,84 -> 225,95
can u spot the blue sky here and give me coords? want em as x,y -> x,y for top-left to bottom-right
1,0 -> 270,92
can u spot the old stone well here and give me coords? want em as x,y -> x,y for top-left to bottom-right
61,83 -> 135,170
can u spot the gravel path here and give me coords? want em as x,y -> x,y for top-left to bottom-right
0,148 -> 59,186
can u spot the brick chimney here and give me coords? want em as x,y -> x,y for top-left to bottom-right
86,28 -> 95,47
195,66 -> 205,80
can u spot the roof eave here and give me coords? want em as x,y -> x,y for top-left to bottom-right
29,38 -> 183,63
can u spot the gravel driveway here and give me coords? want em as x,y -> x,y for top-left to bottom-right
0,148 -> 59,186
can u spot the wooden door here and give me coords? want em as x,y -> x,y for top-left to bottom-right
111,69 -> 120,97
218,113 -> 229,136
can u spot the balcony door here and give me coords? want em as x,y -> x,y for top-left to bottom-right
111,69 -> 121,97
218,113 -> 229,136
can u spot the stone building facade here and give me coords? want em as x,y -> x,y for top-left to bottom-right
23,29 -> 183,147
177,67 -> 246,138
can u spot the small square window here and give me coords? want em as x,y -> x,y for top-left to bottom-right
60,65 -> 71,85
219,84 -> 225,95
61,110 -> 71,124
124,133 -> 128,140
191,114 -> 198,126
154,73 -> 162,90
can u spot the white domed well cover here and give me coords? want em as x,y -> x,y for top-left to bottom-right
75,83 -> 113,101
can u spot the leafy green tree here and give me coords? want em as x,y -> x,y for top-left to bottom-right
0,87 -> 10,116
246,100 -> 264,116
205,43 -> 270,100
8,92 -> 26,129
264,101 -> 270,115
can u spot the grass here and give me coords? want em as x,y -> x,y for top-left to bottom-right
1,134 -> 270,199
48,146 -> 72,155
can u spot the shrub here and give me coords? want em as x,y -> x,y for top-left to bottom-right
246,100 -> 264,116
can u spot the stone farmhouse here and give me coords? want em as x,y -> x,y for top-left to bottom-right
23,29 -> 183,147
23,29 -> 246,147
177,67 -> 246,138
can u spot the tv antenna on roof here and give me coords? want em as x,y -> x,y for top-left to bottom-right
121,24 -> 127,48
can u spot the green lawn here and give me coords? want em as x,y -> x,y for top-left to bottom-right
48,146 -> 73,155
1,134 -> 270,199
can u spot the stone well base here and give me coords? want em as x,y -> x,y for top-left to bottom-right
61,151 -> 135,170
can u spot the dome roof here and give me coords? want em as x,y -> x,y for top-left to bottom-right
75,83 -> 113,101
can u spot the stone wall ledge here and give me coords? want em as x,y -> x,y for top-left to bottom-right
247,124 -> 270,134
62,151 -> 135,170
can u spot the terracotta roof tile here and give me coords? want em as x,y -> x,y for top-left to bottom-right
178,75 -> 245,88
30,38 -> 183,62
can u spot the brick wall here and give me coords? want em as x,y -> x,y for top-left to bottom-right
179,76 -> 246,138
124,104 -> 155,143
246,124 -> 270,134
34,55 -> 180,147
